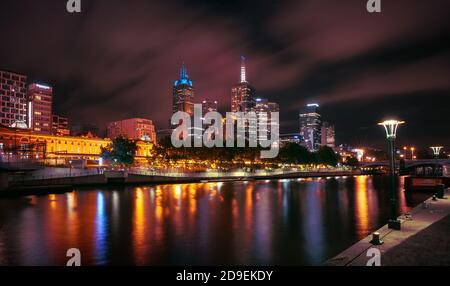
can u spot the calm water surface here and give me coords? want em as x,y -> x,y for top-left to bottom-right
0,176 -> 429,266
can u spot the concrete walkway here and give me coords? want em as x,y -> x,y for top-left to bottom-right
325,192 -> 450,266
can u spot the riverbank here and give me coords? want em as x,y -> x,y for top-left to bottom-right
324,191 -> 450,266
0,170 -> 361,198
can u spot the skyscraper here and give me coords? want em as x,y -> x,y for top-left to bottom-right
172,63 -> 195,117
321,122 -> 335,148
0,70 -> 28,128
299,103 -> 322,151
28,83 -> 53,134
231,56 -> 256,113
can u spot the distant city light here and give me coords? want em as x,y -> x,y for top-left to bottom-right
307,103 -> 319,107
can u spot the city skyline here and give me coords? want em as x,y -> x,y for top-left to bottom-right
0,0 -> 449,149
0,0 -> 449,271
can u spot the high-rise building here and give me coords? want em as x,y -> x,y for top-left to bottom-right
172,64 -> 195,117
231,56 -> 256,113
299,103 -> 322,151
27,83 -> 53,134
107,118 -> 156,143
321,122 -> 335,148
254,98 -> 279,141
52,115 -> 70,136
201,98 -> 218,117
0,70 -> 28,128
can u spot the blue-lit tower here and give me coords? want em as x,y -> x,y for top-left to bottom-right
172,63 -> 195,116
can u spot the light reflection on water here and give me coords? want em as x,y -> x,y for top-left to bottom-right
0,176 -> 429,266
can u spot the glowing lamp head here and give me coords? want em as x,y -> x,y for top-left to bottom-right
430,146 -> 444,156
378,120 -> 405,139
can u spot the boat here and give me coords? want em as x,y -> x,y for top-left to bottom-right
404,163 -> 450,192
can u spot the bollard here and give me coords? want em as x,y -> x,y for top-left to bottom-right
435,184 -> 445,199
432,194 -> 438,201
370,232 -> 384,245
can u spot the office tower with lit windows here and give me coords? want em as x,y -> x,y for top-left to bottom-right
321,122 -> 335,148
28,83 -> 53,134
0,70 -> 28,128
231,56 -> 256,113
172,64 -> 195,117
299,103 -> 322,151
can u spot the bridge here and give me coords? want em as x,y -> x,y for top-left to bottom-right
361,159 -> 450,169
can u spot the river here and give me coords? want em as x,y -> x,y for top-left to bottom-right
0,175 -> 429,266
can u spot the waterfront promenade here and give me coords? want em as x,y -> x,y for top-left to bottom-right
325,191 -> 450,266
0,168 -> 361,197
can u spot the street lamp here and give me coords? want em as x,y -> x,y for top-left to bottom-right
430,146 -> 443,159
410,147 -> 415,160
378,119 -> 405,230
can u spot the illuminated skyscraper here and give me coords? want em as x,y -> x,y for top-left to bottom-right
299,103 -> 322,151
172,63 -> 194,116
0,70 -> 28,128
231,56 -> 256,113
28,83 -> 53,134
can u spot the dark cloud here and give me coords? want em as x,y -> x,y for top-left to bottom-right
0,0 -> 449,148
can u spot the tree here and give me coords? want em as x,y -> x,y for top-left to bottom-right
345,156 -> 360,168
101,136 -> 138,167
315,146 -> 339,166
279,143 -> 312,164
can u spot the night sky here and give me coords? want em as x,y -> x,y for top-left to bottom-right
1,0 -> 449,148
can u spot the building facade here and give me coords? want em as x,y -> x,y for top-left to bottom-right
27,83 -> 53,134
0,70 -> 28,128
107,118 -> 156,143
0,125 -> 152,166
299,103 -> 322,152
173,64 -> 195,117
52,115 -> 70,136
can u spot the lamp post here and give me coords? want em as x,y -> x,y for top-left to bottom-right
430,146 -> 443,159
378,119 -> 405,230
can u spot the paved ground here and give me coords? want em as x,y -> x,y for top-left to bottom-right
382,214 -> 450,266
325,194 -> 450,266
